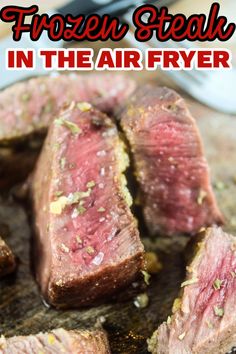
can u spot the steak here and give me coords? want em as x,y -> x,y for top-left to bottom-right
0,73 -> 136,145
31,102 -> 144,308
0,73 -> 135,189
148,227 -> 236,354
0,237 -> 16,278
119,86 -> 223,236
0,328 -> 110,353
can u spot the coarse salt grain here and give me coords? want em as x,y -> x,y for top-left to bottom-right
92,252 -> 104,266
71,208 -> 79,219
97,150 -> 106,157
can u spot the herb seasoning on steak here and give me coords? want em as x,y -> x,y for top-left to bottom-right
0,237 -> 16,278
0,328 -> 110,353
148,227 -> 236,354
0,74 -> 135,189
31,102 -> 144,308
0,73 -> 136,145
120,86 -> 223,236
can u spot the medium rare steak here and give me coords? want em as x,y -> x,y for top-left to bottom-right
0,328 -> 110,353
148,227 -> 236,354
0,237 -> 16,278
0,73 -> 135,188
0,73 -> 136,145
31,102 -> 144,308
119,86 -> 223,236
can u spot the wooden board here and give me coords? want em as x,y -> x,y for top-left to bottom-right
0,70 -> 235,353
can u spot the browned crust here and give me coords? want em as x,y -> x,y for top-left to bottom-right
47,251 -> 144,308
0,237 -> 16,278
78,329 -> 111,354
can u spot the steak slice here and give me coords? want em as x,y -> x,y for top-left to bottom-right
31,102 -> 144,308
148,227 -> 236,354
0,237 -> 16,278
119,86 -> 223,236
0,73 -> 136,145
0,328 -> 110,353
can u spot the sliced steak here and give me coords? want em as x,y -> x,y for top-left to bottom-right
148,227 -> 236,354
0,237 -> 16,278
0,73 -> 135,189
0,73 -> 136,145
0,328 -> 110,353
31,102 -> 144,308
119,86 -> 223,236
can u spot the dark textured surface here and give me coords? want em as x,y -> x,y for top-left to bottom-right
0,90 -> 235,353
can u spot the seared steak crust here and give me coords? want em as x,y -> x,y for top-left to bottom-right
0,237 -> 16,278
120,86 -> 223,236
0,328 -> 110,353
31,103 -> 144,308
149,227 -> 236,354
